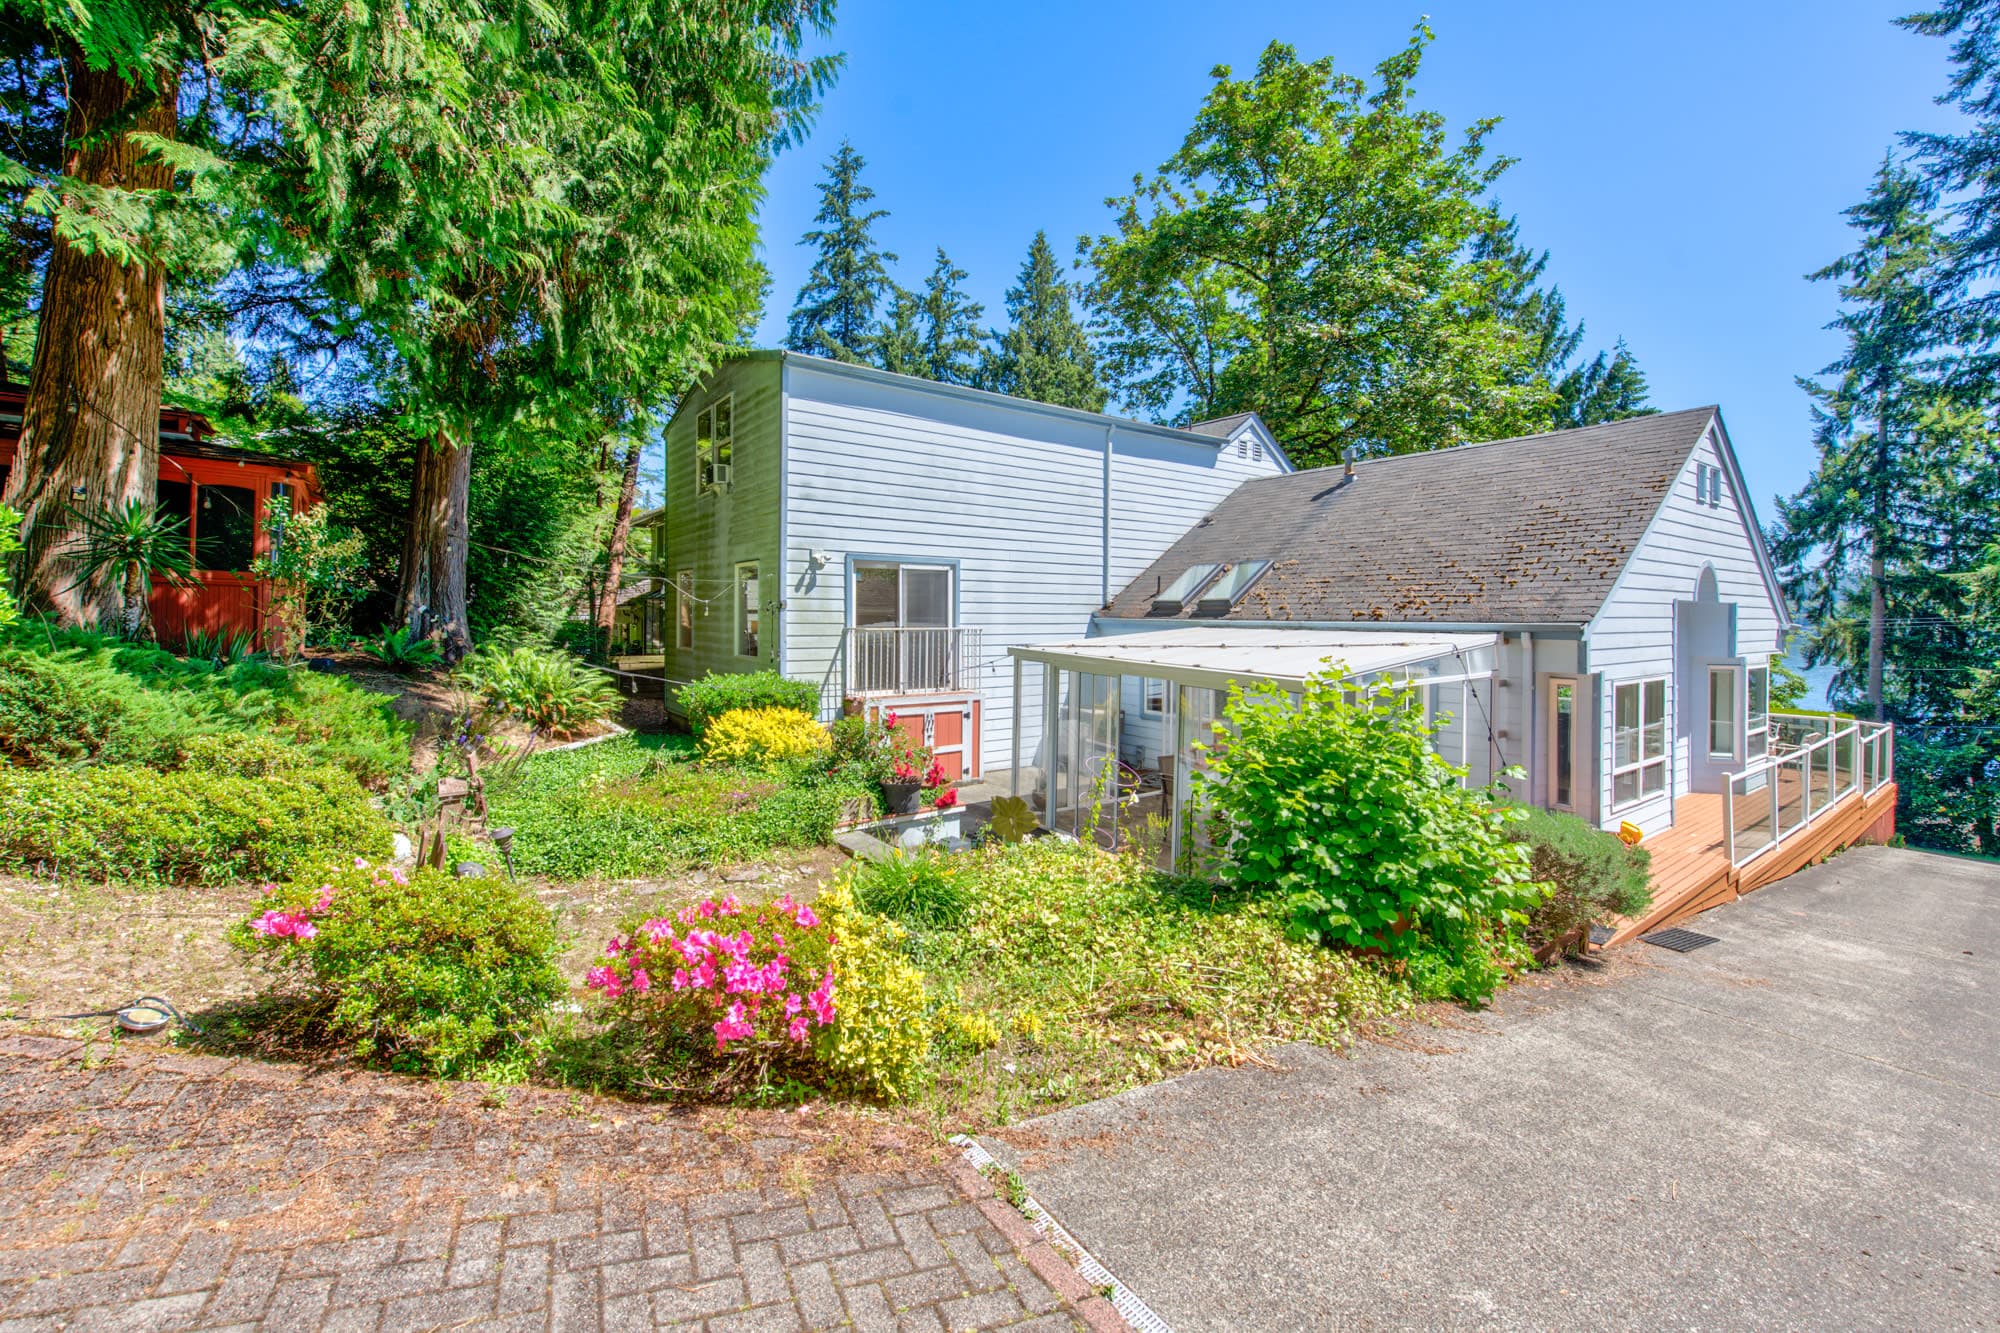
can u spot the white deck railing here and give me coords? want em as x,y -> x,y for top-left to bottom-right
843,626 -> 983,696
1723,712 -> 1894,868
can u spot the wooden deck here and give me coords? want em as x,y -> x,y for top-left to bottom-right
1603,783 -> 1900,946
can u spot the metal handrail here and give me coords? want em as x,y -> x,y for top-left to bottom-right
1723,713 -> 1894,868
843,625 -> 983,696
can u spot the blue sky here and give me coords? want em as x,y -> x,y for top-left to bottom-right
745,0 -> 1963,521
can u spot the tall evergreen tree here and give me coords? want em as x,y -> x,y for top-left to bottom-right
1901,0 -> 2000,358
980,232 -> 1106,411
1556,340 -> 1654,428
916,249 -> 983,385
872,287 -> 925,376
787,142 -> 896,363
1474,212 -> 1655,429
1773,156 -> 1984,721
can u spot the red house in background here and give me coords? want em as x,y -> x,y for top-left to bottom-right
0,386 -> 321,648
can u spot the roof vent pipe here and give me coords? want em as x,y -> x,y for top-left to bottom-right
1343,446 -> 1357,480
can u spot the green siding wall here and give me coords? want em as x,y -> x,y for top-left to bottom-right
660,358 -> 784,701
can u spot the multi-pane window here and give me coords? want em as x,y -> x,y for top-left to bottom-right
1746,665 -> 1770,759
1612,678 -> 1668,808
676,569 -> 694,650
1142,678 -> 1166,715
735,561 -> 759,658
695,395 -> 734,495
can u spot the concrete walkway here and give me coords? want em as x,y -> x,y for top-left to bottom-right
984,845 -> 2000,1331
0,1040 -> 1104,1331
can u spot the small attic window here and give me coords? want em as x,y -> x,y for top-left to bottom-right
1696,462 -> 1726,508
1192,560 -> 1272,617
1150,563 -> 1220,615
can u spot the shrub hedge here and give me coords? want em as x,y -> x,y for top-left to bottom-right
1506,805 -> 1652,950
678,670 -> 818,738
0,763 -> 393,883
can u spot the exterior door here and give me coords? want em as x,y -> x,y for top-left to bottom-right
1689,659 -> 1744,792
1541,676 -> 1583,815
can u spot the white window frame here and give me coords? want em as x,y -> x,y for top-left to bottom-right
1142,678 -> 1166,715
734,560 -> 760,659
1746,664 -> 1770,760
1611,677 -> 1669,810
850,560 -> 955,629
1707,664 -> 1739,759
676,569 -> 695,651
694,394 -> 734,496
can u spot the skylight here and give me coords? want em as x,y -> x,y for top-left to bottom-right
1150,563 -> 1220,615
1192,560 -> 1272,617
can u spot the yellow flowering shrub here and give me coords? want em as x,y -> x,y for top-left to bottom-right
815,882 -> 931,1100
699,706 -> 832,766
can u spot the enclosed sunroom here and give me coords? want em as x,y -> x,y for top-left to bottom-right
1004,628 -> 1500,870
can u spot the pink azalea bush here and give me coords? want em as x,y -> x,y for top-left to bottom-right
585,892 -> 837,1056
585,883 -> 931,1100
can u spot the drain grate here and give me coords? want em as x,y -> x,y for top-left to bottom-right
1587,925 -> 1614,946
1639,927 -> 1720,953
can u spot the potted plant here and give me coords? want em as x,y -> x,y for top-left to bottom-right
883,759 -> 925,815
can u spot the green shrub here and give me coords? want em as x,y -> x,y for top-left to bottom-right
0,763 -> 392,883
483,734 -> 874,879
458,643 -> 618,735
699,706 -> 830,765
678,670 -> 818,738
847,848 -> 973,928
373,625 -> 444,671
1506,805 -> 1652,951
1200,670 -> 1548,981
231,860 -> 566,1077
0,630 -> 410,784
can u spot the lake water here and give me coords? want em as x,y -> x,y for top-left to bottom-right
1795,662 -> 1839,712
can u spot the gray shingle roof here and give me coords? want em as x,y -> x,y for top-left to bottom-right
1105,407 -> 1719,626
1185,412 -> 1258,439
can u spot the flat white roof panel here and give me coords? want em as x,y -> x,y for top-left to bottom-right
1009,627 -> 1497,692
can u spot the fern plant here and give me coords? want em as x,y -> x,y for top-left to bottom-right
373,626 -> 445,672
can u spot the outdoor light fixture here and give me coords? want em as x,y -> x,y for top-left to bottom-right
490,825 -> 518,879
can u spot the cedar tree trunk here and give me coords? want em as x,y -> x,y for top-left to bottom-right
595,437 -> 643,638
1,56 -> 177,628
396,427 -> 474,662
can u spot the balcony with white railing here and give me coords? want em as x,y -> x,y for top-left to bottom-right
843,625 -> 984,697
1724,712 -> 1895,868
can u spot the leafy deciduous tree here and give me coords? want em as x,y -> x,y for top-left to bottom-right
1084,30 -> 1550,466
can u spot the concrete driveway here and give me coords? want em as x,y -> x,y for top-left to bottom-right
982,845 -> 2000,1331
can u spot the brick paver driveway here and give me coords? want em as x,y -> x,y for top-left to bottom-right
0,1036 -> 1115,1331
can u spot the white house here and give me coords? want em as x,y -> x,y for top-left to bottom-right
1084,407 -> 1792,838
655,350 -> 1289,779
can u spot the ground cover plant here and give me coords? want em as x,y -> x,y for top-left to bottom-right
862,838 -> 1415,1123
0,627 -> 410,784
484,733 -> 877,880
229,858 -> 567,1079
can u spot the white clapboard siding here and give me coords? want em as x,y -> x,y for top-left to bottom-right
780,358 -> 1284,769
1584,421 -> 1786,834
